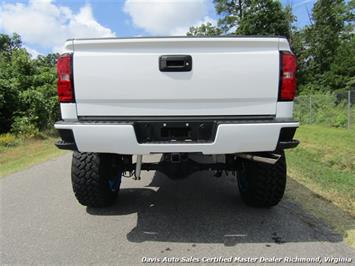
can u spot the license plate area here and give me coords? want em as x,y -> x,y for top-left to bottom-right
134,121 -> 216,143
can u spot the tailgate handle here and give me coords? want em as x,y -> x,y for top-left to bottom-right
159,55 -> 192,72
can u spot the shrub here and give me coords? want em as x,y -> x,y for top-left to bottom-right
10,116 -> 39,137
294,93 -> 349,128
0,133 -> 18,147
19,87 -> 59,131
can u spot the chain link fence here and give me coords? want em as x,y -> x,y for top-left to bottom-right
294,90 -> 354,129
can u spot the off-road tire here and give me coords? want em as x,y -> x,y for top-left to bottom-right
71,152 -> 121,208
237,151 -> 287,208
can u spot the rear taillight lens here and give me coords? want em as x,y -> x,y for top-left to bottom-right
279,51 -> 297,101
57,54 -> 74,102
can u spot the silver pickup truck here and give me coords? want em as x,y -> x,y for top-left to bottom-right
54,36 -> 299,208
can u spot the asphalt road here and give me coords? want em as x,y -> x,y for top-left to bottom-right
1,153 -> 354,265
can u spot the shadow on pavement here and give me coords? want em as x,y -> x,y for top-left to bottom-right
87,163 -> 344,246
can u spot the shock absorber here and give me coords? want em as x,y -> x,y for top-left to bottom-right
135,155 -> 143,180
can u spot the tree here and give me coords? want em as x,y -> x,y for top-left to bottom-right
187,22 -> 223,36
294,0 -> 352,93
187,0 -> 294,38
306,0 -> 347,76
0,33 -> 59,134
214,0 -> 251,33
237,0 -> 294,38
344,0 -> 355,32
0,33 -> 21,58
0,33 -> 29,132
323,35 -> 355,92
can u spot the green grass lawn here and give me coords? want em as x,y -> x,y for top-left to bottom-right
286,125 -> 355,247
0,137 -> 67,177
286,125 -> 355,215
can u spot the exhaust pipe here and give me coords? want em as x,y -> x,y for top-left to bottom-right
237,153 -> 281,165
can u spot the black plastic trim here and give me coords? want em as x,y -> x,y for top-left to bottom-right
277,140 -> 300,149
55,140 -> 77,150
134,121 -> 217,143
55,129 -> 77,150
276,127 -> 299,150
279,127 -> 297,141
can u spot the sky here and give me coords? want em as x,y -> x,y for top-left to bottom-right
0,0 -> 317,56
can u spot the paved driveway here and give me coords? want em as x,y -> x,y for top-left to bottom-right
1,154 -> 354,265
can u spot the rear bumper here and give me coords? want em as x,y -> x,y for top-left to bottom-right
54,119 -> 299,155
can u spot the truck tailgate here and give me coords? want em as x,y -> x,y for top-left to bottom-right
72,37 -> 282,117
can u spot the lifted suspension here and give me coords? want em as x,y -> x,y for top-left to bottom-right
119,152 -> 281,180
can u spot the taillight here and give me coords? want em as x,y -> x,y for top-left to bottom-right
57,54 -> 74,103
279,51 -> 297,101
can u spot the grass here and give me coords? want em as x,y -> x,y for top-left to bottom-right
286,124 -> 355,247
0,137 -> 67,177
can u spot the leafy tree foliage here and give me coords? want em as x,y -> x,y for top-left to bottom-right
0,33 -> 59,134
237,1 -> 293,38
214,0 -> 251,33
0,33 -> 21,57
187,22 -> 223,36
187,0 -> 293,38
324,35 -> 355,93
294,0 -> 354,93
307,0 -> 347,75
